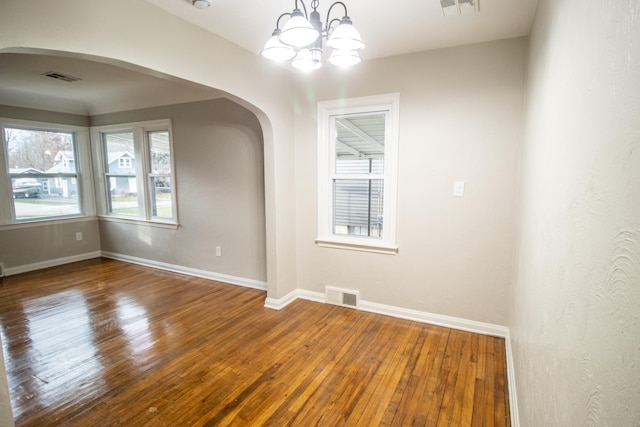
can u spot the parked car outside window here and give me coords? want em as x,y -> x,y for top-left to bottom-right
12,179 -> 42,198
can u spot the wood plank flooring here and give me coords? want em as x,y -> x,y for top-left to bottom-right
0,258 -> 510,426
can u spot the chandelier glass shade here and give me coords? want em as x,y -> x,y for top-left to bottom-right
260,0 -> 364,72
279,9 -> 321,47
261,29 -> 297,62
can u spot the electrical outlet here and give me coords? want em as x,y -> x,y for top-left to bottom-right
76,232 -> 83,241
215,246 -> 222,257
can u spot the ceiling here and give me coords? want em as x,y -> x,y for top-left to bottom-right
148,0 -> 539,61
0,54 -> 223,116
0,0 -> 538,116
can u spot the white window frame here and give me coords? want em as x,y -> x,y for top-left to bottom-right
91,119 -> 178,228
317,93 -> 400,254
0,118 -> 95,226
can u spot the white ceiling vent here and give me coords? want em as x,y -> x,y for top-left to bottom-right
325,286 -> 360,309
440,0 -> 479,16
41,71 -> 82,83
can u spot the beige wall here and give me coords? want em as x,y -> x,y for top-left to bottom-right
510,0 -> 640,424
293,38 -> 526,325
93,99 -> 266,281
0,220 -> 100,270
0,105 -> 89,127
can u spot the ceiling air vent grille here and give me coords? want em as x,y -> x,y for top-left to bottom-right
440,0 -> 479,16
41,71 -> 82,83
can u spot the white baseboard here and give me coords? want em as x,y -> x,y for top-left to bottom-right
504,330 -> 520,426
101,251 -> 267,291
4,251 -> 102,276
264,289 -> 324,310
264,288 -> 508,338
264,287 -> 519,426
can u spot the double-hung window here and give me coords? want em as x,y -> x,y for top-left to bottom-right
317,94 -> 400,254
92,120 -> 176,225
0,119 -> 92,224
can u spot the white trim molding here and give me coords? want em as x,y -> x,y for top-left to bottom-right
264,289 -> 324,310
4,251 -> 102,276
264,288 -> 508,337
317,93 -> 400,254
101,251 -> 267,291
504,330 -> 520,426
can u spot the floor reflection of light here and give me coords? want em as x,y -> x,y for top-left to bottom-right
19,290 -> 105,410
116,297 -> 153,363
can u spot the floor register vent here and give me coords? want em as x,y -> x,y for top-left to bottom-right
325,286 -> 360,309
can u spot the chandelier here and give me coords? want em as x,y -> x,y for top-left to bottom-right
260,0 -> 365,71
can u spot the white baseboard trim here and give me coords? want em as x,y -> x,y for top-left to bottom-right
264,288 -> 324,310
264,288 -> 508,338
4,251 -> 102,276
359,300 -> 509,338
504,330 -> 520,427
101,251 -> 267,291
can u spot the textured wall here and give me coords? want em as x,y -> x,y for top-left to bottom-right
510,0 -> 640,425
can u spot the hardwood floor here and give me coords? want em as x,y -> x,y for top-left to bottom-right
0,258 -> 510,426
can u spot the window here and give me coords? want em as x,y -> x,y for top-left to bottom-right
92,120 -> 176,225
118,157 -> 131,169
317,94 -> 400,254
0,120 -> 92,223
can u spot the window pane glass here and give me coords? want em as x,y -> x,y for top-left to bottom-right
5,128 -> 75,173
333,179 -> 384,238
104,132 -> 138,216
149,131 -> 171,174
150,176 -> 172,219
149,131 -> 173,219
4,127 -> 81,220
106,176 -> 139,216
334,113 -> 385,174
336,158 -> 384,175
12,177 -> 81,220
104,132 -> 135,174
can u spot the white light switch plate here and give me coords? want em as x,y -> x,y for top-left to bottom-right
453,181 -> 465,197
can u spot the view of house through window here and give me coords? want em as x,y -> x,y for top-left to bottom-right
97,120 -> 176,223
104,132 -> 139,216
4,127 -> 81,221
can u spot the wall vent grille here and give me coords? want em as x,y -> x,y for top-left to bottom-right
325,286 -> 359,309
41,71 -> 82,83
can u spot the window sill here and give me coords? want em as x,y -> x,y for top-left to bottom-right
0,216 -> 97,231
98,215 -> 179,230
315,238 -> 398,255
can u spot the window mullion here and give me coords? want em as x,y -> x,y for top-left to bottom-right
133,128 -> 149,220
